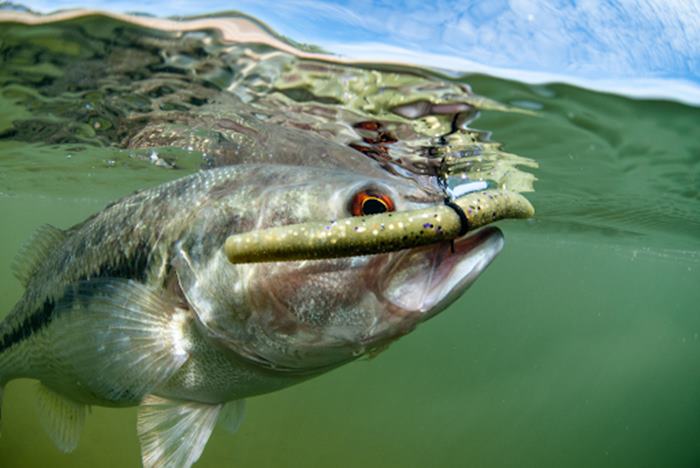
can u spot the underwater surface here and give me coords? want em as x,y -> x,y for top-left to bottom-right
0,3 -> 699,468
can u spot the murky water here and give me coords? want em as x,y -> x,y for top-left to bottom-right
0,8 -> 699,468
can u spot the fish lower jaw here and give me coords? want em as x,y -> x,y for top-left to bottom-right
379,226 -> 504,318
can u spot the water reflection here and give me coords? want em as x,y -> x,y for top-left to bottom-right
6,0 -> 700,104
0,10 -> 538,193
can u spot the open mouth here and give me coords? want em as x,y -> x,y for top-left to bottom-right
380,226 -> 504,317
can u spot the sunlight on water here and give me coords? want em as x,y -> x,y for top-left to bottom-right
0,6 -> 698,468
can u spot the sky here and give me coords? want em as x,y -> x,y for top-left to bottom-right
9,0 -> 700,104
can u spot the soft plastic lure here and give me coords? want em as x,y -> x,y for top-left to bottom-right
225,189 -> 534,263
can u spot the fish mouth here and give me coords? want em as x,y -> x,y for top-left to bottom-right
379,226 -> 504,319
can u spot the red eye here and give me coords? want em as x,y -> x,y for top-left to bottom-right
351,191 -> 395,216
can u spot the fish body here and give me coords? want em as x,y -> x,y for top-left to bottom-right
0,163 -> 506,466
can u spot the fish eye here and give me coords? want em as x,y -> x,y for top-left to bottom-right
350,190 -> 395,216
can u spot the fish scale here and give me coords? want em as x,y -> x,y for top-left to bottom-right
0,163 -> 531,467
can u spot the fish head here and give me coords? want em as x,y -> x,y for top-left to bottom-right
176,165 -> 503,374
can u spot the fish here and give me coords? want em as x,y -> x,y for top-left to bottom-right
0,162 -> 527,467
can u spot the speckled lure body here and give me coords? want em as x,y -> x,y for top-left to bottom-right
225,189 -> 534,263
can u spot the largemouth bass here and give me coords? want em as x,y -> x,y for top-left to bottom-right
0,163 -> 529,467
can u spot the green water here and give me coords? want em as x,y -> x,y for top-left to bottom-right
1,12 -> 699,468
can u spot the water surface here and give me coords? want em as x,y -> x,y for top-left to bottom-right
0,8 -> 698,468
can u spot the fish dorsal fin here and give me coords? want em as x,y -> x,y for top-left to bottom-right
35,383 -> 88,453
137,395 -> 221,468
49,278 -> 191,403
11,224 -> 65,287
217,399 -> 246,434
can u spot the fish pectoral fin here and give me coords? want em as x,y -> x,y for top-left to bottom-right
49,278 -> 191,403
11,224 -> 65,287
137,394 -> 221,468
35,383 -> 88,453
217,399 -> 246,434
